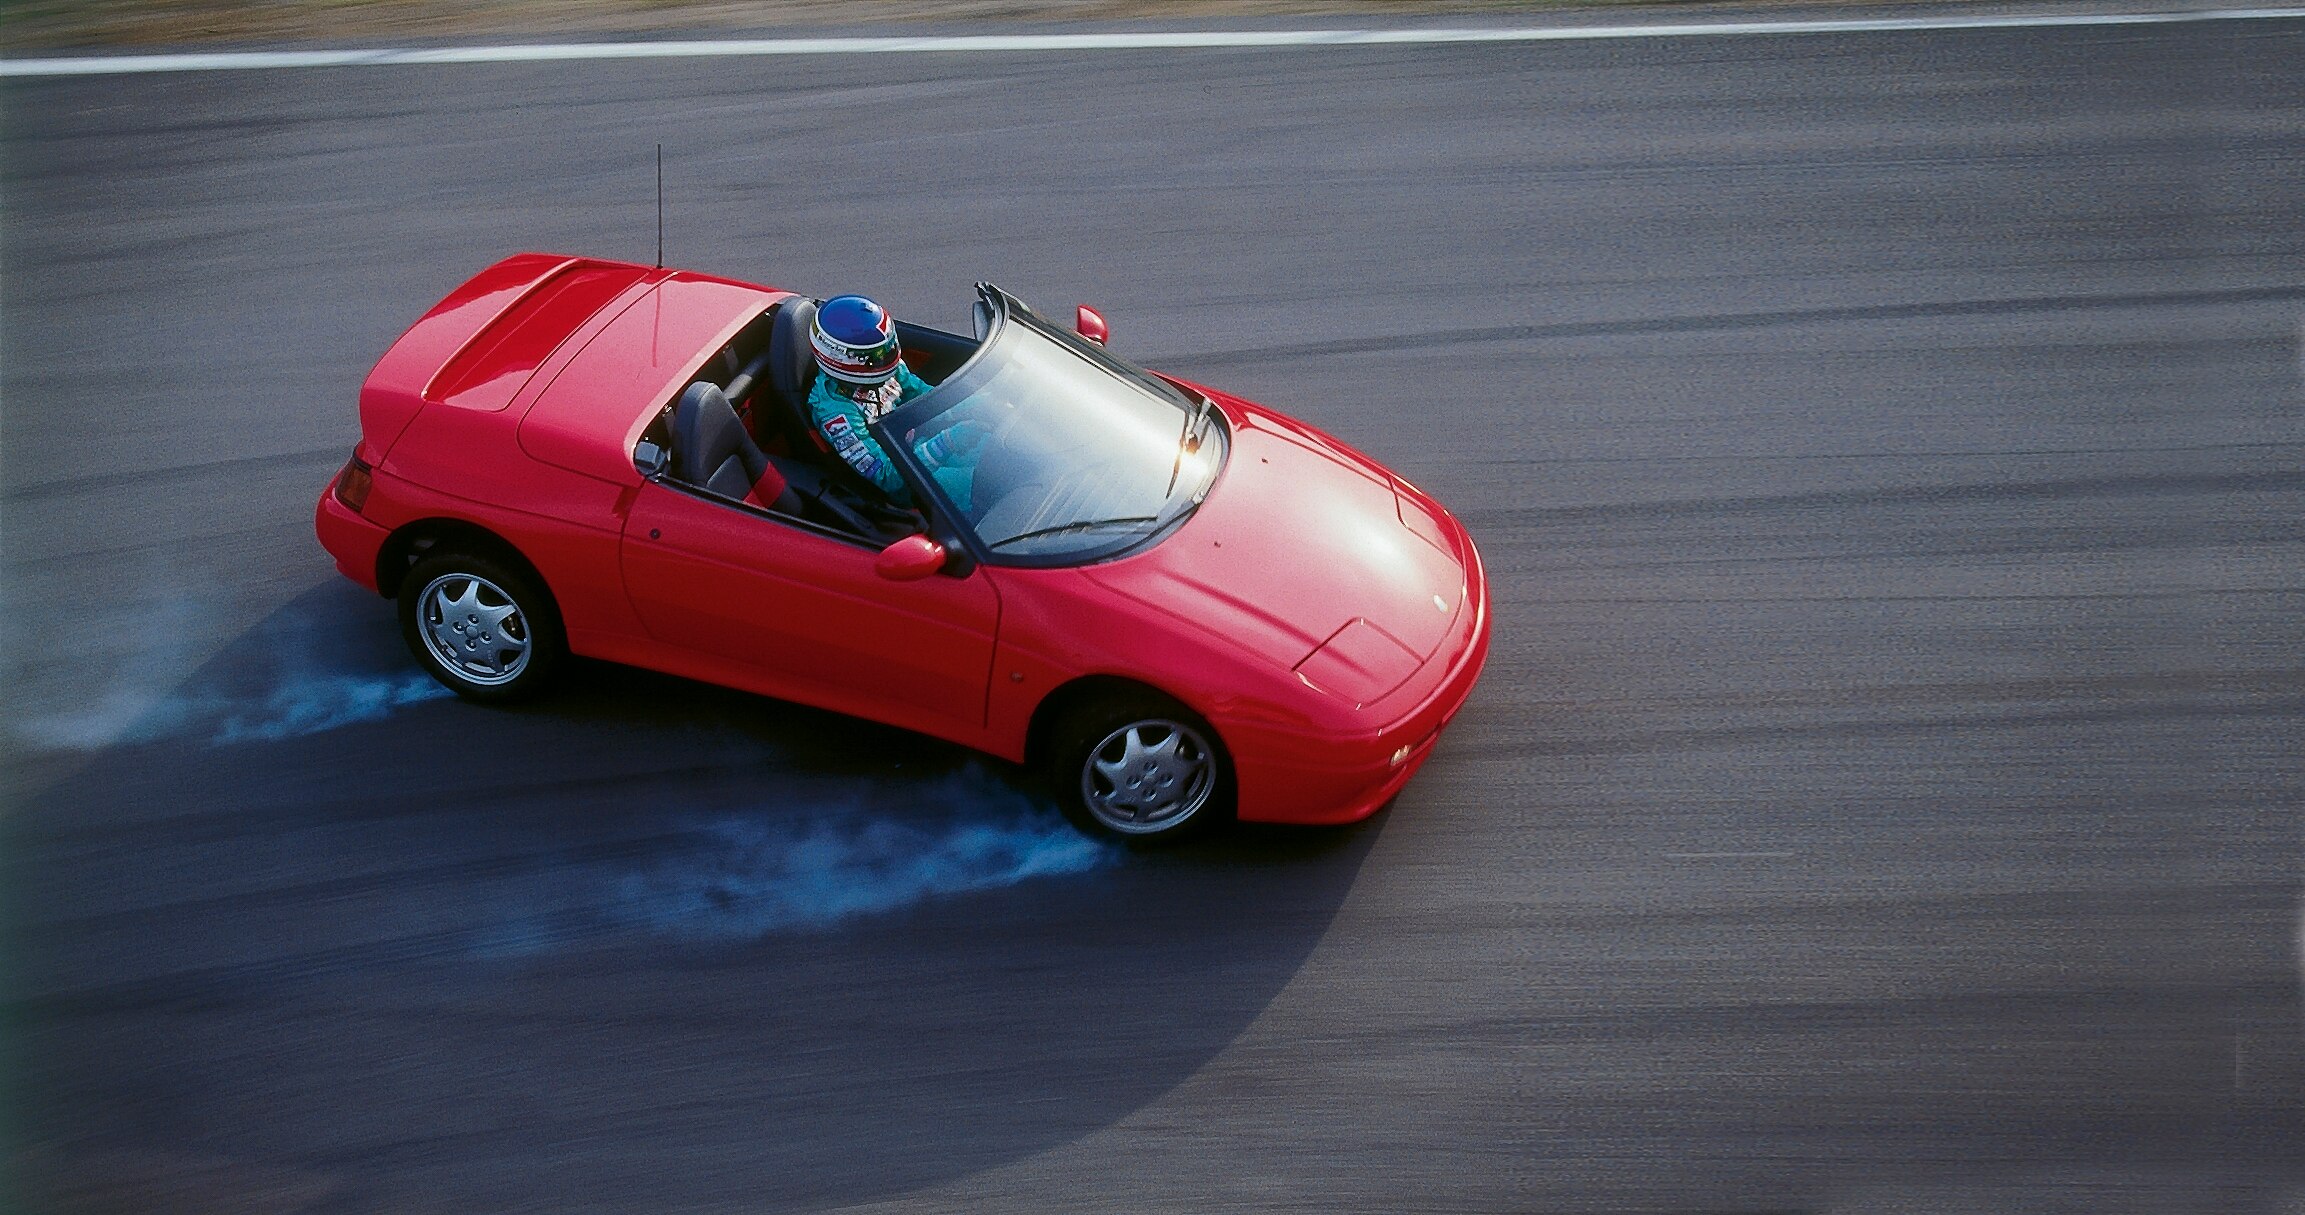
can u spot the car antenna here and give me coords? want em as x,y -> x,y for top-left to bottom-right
654,143 -> 664,269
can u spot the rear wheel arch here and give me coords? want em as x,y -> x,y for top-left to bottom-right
376,518 -> 544,600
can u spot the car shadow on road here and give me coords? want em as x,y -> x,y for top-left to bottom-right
12,580 -> 1385,1213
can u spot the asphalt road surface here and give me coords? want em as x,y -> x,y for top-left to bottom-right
6,13 -> 2304,1213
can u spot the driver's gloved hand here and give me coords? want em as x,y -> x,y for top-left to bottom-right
921,419 -> 992,465
949,419 -> 993,454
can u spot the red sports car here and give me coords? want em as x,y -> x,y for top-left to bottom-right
316,254 -> 1489,840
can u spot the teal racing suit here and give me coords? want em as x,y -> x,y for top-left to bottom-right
807,366 -> 986,513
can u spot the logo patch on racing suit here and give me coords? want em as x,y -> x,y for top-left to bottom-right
819,412 -> 887,482
809,364 -> 931,499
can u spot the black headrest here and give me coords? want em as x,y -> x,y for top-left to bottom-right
767,297 -> 819,418
672,382 -> 756,485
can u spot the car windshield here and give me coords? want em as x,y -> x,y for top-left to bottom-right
879,301 -> 1225,565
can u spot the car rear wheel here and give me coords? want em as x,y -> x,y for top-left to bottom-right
398,550 -> 564,702
1047,692 -> 1232,843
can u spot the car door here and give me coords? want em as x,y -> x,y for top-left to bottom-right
618,480 -> 999,740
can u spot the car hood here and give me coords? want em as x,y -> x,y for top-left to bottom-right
1081,413 -> 1469,707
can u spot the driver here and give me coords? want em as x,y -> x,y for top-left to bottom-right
807,294 -> 983,511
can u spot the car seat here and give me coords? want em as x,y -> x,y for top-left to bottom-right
759,296 -> 822,456
672,381 -> 800,514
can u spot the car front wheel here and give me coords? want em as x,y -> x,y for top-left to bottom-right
1048,693 -> 1232,843
398,550 -> 564,702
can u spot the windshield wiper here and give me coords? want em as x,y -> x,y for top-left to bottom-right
1164,391 -> 1213,498
988,516 -> 1160,551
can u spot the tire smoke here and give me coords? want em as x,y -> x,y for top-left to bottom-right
9,593 -> 453,752
13,670 -> 452,750
208,672 -> 451,744
616,769 -> 1114,938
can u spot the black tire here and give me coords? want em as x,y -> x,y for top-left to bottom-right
1044,691 -> 1234,844
397,549 -> 565,703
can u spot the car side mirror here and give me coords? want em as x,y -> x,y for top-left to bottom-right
1075,305 -> 1109,346
875,533 -> 948,581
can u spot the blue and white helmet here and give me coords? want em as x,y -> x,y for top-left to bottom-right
811,294 -> 902,385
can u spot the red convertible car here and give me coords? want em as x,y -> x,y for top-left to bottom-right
316,254 -> 1488,840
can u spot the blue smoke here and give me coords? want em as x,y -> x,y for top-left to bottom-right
16,670 -> 453,750
619,772 -> 1114,939
11,588 -> 455,752
209,672 -> 452,744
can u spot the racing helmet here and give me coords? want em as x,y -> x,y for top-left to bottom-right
810,294 -> 902,385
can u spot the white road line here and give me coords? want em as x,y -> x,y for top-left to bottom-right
3,9 -> 2301,77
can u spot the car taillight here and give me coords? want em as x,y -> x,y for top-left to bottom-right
334,454 -> 374,514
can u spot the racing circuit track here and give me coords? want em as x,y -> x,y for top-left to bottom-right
6,11 -> 2305,1212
